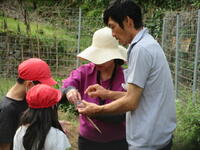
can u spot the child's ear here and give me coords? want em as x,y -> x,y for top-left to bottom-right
24,80 -> 34,91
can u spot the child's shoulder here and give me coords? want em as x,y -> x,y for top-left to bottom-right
46,127 -> 71,149
48,127 -> 67,138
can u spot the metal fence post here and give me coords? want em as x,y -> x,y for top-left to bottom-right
192,10 -> 200,102
175,14 -> 180,99
161,17 -> 166,49
76,7 -> 82,68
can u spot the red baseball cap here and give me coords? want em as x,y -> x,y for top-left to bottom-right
26,84 -> 61,108
18,58 -> 57,86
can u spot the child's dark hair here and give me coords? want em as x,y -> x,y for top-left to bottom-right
17,77 -> 41,85
103,0 -> 143,29
19,105 -> 63,150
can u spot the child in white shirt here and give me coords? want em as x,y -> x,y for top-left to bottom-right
13,84 -> 71,150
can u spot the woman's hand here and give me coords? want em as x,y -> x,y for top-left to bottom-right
77,100 -> 102,116
66,89 -> 81,104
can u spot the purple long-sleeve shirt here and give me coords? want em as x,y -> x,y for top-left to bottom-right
62,63 -> 126,142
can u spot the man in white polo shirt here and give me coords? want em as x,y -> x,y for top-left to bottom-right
78,0 -> 176,150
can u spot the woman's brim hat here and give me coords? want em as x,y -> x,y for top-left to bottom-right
77,27 -> 127,64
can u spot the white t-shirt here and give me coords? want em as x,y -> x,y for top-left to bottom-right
13,125 -> 71,150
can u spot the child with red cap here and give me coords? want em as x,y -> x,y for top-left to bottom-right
0,58 -> 57,150
13,84 -> 71,150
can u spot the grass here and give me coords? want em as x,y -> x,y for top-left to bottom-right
0,78 -> 15,98
172,87 -> 200,150
0,15 -> 95,54
0,16 -> 76,41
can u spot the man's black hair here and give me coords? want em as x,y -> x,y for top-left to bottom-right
103,0 -> 143,29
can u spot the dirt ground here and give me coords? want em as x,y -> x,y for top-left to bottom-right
67,121 -> 79,150
58,111 -> 79,150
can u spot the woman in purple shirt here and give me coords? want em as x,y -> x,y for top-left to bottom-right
62,27 -> 128,150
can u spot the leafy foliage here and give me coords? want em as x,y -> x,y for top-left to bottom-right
0,78 -> 15,98
173,99 -> 200,150
18,0 -> 200,17
54,77 -> 78,116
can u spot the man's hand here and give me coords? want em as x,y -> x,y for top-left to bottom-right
77,100 -> 102,116
85,84 -> 109,99
66,89 -> 81,104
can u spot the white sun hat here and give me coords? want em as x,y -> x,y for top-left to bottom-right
77,27 -> 127,64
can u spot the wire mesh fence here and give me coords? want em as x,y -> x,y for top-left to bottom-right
0,7 -> 104,82
0,7 -> 80,80
162,10 -> 200,102
0,6 -> 199,102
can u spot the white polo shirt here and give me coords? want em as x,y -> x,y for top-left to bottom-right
125,28 -> 176,150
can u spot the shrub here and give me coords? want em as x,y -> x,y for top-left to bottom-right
55,77 -> 78,116
173,99 -> 200,150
